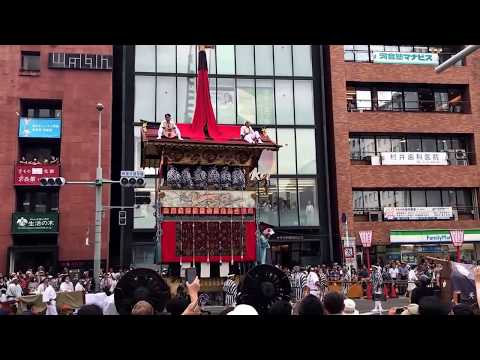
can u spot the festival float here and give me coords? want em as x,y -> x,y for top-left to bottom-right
140,46 -> 280,297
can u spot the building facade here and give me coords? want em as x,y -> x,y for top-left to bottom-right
0,45 -> 113,273
111,45 -> 334,268
328,45 -> 480,265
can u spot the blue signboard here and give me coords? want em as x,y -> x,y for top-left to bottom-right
18,118 -> 61,138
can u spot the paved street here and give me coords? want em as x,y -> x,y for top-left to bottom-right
203,296 -> 410,315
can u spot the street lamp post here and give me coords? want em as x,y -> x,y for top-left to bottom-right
93,103 -> 104,292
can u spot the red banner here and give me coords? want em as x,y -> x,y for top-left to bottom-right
14,164 -> 60,186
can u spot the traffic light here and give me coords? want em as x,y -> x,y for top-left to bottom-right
119,210 -> 127,226
120,176 -> 145,188
40,177 -> 66,187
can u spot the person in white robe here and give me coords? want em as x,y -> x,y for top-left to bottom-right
43,278 -> 58,315
240,121 -> 263,144
59,276 -> 74,292
36,278 -> 48,295
74,279 -> 85,292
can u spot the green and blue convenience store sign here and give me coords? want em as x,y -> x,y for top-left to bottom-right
12,212 -> 59,234
390,229 -> 480,244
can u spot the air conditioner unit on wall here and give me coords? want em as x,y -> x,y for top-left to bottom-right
456,149 -> 467,160
368,211 -> 383,222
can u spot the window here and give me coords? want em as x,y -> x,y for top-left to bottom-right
216,78 -> 236,124
377,90 -> 403,111
442,190 -> 456,207
350,137 -> 361,159
258,178 -> 279,226
375,136 -> 391,153
205,47 -> 216,75
235,45 -> 254,75
135,46 -> 155,72
380,191 -> 395,208
156,77 -> 176,122
363,191 -> 379,209
426,190 -> 442,206
293,45 -> 312,76
356,89 -> 372,111
434,91 -> 449,112
274,45 -> 292,76
177,77 -> 196,124
237,79 -> 255,124
157,45 -> 176,73
278,178 -> 298,226
394,190 -> 410,207
277,129 -> 296,174
422,138 -> 437,152
275,80 -> 294,125
132,244 -> 155,265
391,136 -> 407,152
298,178 -> 319,226
21,51 -> 40,71
254,45 -> 274,75
216,45 -> 235,74
17,191 -> 59,213
177,45 -> 196,74
403,90 -> 419,111
410,190 -> 427,207
353,191 -> 364,210
296,129 -> 316,174
360,136 -> 375,159
456,189 -> 473,211
294,80 -> 314,125
418,88 -> 435,112
257,128 -> 277,175
21,100 -> 62,119
134,75 -> 156,122
256,79 -> 275,125
406,136 -> 422,152
134,178 -> 156,229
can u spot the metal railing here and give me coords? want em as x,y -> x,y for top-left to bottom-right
347,99 -> 468,113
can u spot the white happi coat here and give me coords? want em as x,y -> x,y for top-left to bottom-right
42,285 -> 58,315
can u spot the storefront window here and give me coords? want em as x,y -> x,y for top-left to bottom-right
237,79 -> 256,124
278,178 -> 299,226
296,129 -> 316,174
256,79 -> 275,125
298,179 -> 319,226
274,45 -> 292,76
157,45 -> 176,73
277,129 -> 297,174
275,80 -> 294,125
135,45 -> 155,72
294,80 -> 315,125
235,45 -> 254,75
156,76 -> 176,122
258,178 -> 279,226
134,75 -> 156,122
177,77 -> 196,123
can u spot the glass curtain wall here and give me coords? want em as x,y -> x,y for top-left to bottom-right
133,45 -> 318,229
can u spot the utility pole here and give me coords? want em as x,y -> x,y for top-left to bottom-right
93,102 -> 104,292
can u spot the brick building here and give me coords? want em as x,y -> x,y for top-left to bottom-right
328,45 -> 480,265
0,45 -> 113,273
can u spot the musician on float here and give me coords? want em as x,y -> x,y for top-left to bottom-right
157,113 -> 183,140
240,121 -> 262,144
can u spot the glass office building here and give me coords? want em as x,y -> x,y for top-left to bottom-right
111,45 -> 333,268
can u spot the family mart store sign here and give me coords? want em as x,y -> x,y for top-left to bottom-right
390,229 -> 480,244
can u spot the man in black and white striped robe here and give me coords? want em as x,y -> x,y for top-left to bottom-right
292,266 -> 308,303
223,275 -> 238,307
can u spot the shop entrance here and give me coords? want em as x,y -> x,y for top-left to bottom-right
271,244 -> 290,267
9,246 -> 57,273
